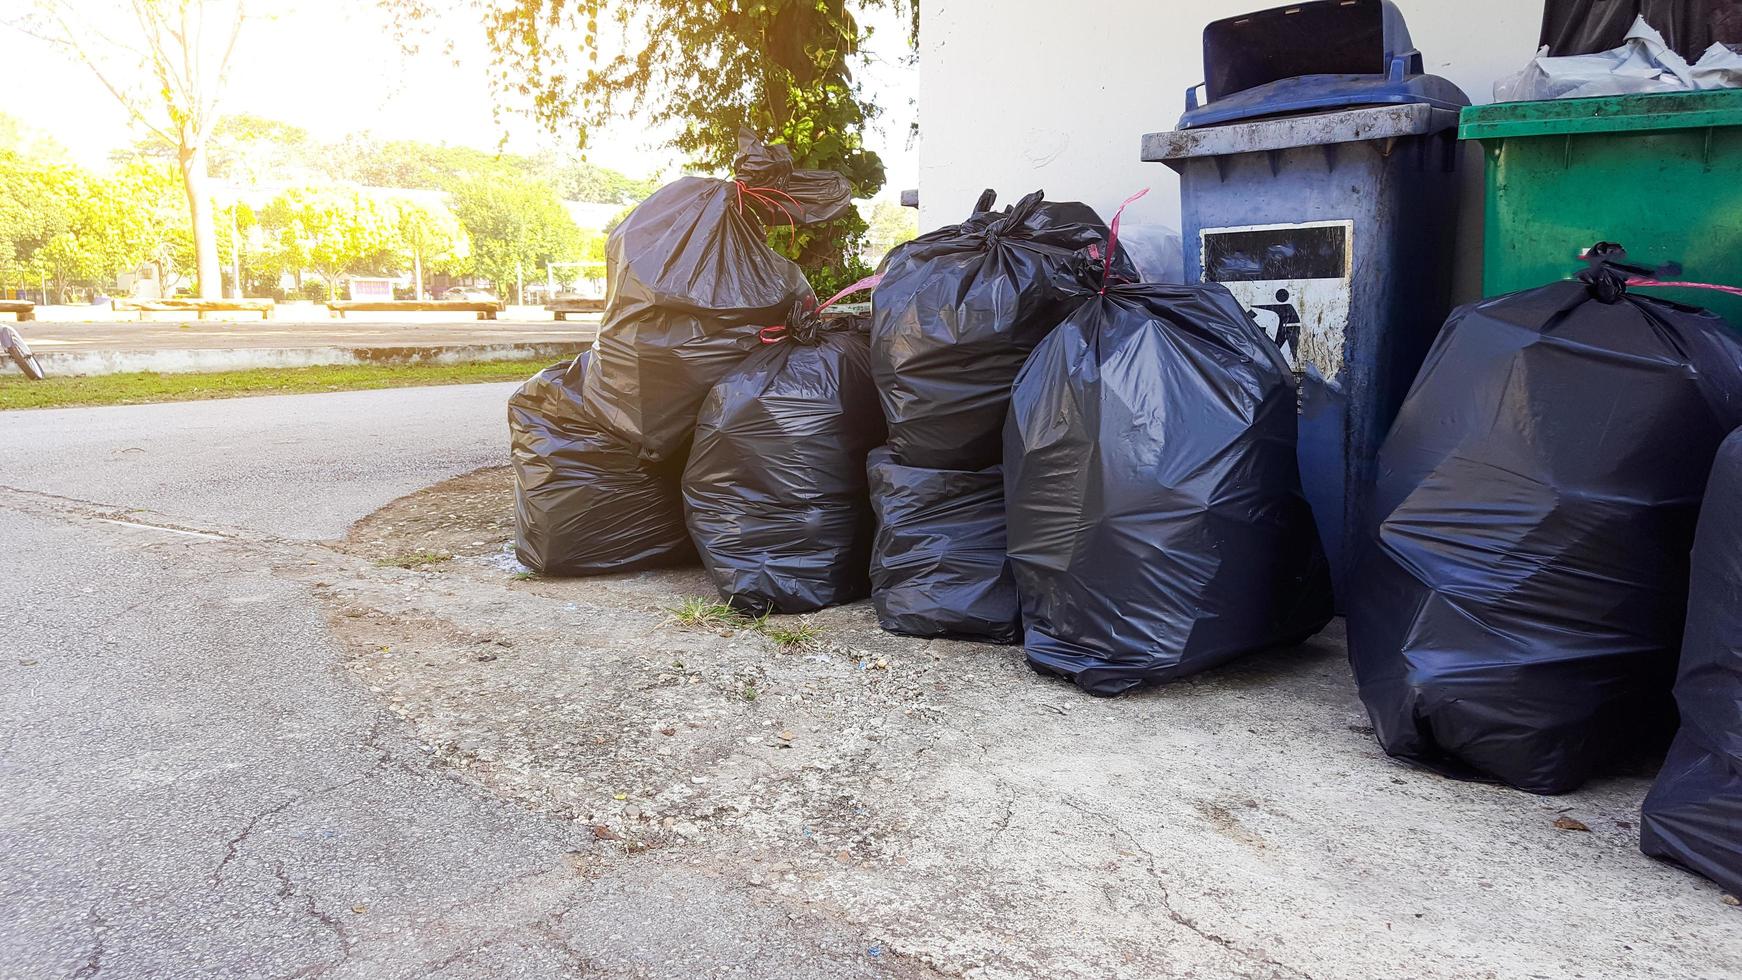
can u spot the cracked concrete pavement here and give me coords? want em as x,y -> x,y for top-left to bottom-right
3,383 -> 1741,979
1,385 -> 930,979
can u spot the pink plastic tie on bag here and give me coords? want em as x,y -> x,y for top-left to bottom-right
1101,188 -> 1150,292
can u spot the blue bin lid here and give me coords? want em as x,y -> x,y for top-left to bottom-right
1179,0 -> 1469,130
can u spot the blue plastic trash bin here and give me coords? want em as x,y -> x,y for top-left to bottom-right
1142,0 -> 1469,610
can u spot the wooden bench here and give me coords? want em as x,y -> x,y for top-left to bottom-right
112,298 -> 275,320
326,300 -> 503,320
0,300 -> 34,321
546,297 -> 606,321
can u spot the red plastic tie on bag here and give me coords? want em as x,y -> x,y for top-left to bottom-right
758,274 -> 883,345
1101,188 -> 1149,293
735,181 -> 802,252
1627,277 -> 1742,299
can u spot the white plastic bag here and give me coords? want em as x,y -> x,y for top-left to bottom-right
1111,225 -> 1185,284
1495,16 -> 1742,101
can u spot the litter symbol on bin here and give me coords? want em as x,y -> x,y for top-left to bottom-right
1202,220 -> 1353,379
1251,288 -> 1303,366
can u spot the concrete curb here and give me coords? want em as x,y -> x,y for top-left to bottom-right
4,341 -> 594,378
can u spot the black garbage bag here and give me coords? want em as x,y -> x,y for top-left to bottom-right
730,129 -> 854,226
1006,281 -> 1334,697
581,135 -> 844,463
1348,264 -> 1742,794
511,353 -> 694,575
866,448 -> 1021,644
683,303 -> 886,614
870,189 -> 1133,470
1641,426 -> 1742,896
1539,0 -> 1742,60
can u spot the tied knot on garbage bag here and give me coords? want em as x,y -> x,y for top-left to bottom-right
756,300 -> 834,347
870,188 -> 1137,471
1580,240 -> 1742,304
1079,188 -> 1151,295
758,275 -> 883,347
730,128 -> 854,227
1578,241 -> 1652,302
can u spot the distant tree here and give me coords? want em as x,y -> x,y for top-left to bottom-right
0,151 -> 198,299
317,138 -> 536,191
15,0 -> 253,299
449,176 -> 583,303
0,111 -> 73,163
547,226 -> 608,292
551,162 -> 659,205
258,187 -> 399,300
122,114 -> 314,183
108,158 -> 199,294
863,198 -> 918,266
0,152 -> 64,295
9,161 -> 84,299
317,137 -> 655,205
223,199 -> 258,297
0,139 -> 228,301
390,198 -> 469,300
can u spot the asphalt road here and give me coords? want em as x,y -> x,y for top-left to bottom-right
0,384 -> 518,539
0,385 -> 912,979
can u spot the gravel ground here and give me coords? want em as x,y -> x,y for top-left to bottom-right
317,466 -> 1742,980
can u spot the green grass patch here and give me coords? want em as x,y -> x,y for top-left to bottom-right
665,597 -> 749,634
0,359 -> 542,411
663,597 -> 824,650
753,615 -> 823,651
374,551 -> 453,569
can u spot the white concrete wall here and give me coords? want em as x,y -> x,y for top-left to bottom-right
917,0 -> 1545,281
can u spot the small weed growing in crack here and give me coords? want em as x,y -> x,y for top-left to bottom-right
510,571 -> 538,581
666,598 -> 748,634
375,551 -> 452,569
663,599 -> 824,650
754,616 -> 823,651
743,682 -> 758,702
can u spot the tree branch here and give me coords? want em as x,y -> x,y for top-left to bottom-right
13,3 -> 178,147
197,0 -> 247,146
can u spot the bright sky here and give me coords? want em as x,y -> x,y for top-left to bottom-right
0,0 -> 919,196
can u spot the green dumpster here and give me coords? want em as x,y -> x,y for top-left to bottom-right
1460,89 -> 1742,327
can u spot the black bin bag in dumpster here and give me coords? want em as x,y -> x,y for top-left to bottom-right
1539,0 -> 1742,60
511,353 -> 694,575
683,303 -> 886,614
866,449 -> 1021,644
1347,265 -> 1742,795
870,189 -> 1133,470
1005,281 -> 1334,697
580,133 -> 840,463
1641,427 -> 1742,896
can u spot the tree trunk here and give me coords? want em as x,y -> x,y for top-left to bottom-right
230,207 -> 244,300
413,249 -> 424,301
178,139 -> 222,300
